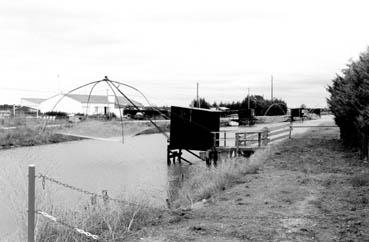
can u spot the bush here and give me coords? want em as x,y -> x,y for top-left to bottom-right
44,111 -> 68,119
218,96 -> 288,116
327,47 -> 369,148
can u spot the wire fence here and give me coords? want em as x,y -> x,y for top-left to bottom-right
37,173 -> 139,206
36,210 -> 99,240
28,166 -> 165,242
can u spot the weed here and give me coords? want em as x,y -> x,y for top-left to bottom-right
351,173 -> 369,187
176,146 -> 276,207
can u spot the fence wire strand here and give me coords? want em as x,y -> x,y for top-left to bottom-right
37,173 -> 141,207
37,210 -> 100,240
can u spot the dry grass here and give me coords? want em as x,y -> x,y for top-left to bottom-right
176,146 -> 276,207
36,201 -> 163,241
0,127 -> 81,148
0,160 -> 165,241
0,117 -> 66,128
62,119 -> 169,138
351,172 -> 369,187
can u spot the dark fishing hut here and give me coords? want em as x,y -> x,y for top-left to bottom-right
167,106 -> 220,165
290,108 -> 304,121
310,108 -> 321,117
238,108 -> 255,126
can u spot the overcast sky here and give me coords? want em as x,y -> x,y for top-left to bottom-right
1,0 -> 369,108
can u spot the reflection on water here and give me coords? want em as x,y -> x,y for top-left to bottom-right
0,134 -> 199,237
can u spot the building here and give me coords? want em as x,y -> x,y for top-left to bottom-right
21,98 -> 46,112
23,94 -> 142,116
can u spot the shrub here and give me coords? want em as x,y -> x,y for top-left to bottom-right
327,47 -> 369,148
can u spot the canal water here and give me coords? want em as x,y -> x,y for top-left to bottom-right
0,133 -> 195,238
0,116 -> 333,238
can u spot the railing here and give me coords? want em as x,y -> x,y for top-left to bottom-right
268,123 -> 292,143
235,129 -> 269,148
211,123 -> 293,150
211,130 -> 238,147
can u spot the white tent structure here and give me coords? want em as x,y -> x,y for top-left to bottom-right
38,94 -> 142,116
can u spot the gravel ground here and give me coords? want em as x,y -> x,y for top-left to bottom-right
132,126 -> 369,241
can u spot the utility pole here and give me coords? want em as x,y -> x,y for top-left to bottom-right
271,75 -> 274,101
196,82 -> 199,108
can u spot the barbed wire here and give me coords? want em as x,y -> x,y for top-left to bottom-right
37,173 -> 143,207
37,210 -> 99,240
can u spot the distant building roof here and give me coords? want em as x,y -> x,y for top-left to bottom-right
66,94 -> 142,107
21,98 -> 46,104
22,94 -> 143,107
66,94 -> 107,104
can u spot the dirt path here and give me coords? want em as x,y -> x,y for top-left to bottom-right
134,127 -> 369,241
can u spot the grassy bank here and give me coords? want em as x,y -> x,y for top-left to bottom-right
36,202 -> 164,241
0,127 -> 82,149
135,127 -> 369,241
62,119 -> 170,138
25,126 -> 369,241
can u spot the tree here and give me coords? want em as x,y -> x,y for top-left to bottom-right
219,95 -> 287,116
190,98 -> 211,109
327,47 -> 369,147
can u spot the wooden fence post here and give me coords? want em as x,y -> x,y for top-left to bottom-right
289,124 -> 292,139
102,190 -> 109,206
235,133 -> 239,155
28,165 -> 35,242
364,134 -> 368,161
223,131 -> 226,147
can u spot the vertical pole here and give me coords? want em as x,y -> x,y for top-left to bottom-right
13,104 -> 16,117
235,133 -> 239,155
271,75 -> 273,101
365,135 -> 369,162
223,132 -> 226,147
289,124 -> 292,139
28,165 -> 35,242
102,190 -> 109,206
196,82 -> 199,108
167,146 -> 171,166
258,132 -> 261,147
178,149 -> 182,164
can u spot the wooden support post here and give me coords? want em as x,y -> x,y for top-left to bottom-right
362,134 -> 368,160
102,190 -> 109,206
223,132 -> 226,147
366,135 -> 369,162
258,132 -> 262,147
178,149 -> 182,164
206,150 -> 211,166
172,151 -> 176,165
167,146 -> 171,166
28,165 -> 35,242
289,125 -> 292,139
235,134 -> 239,156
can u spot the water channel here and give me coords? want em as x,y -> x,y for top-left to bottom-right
0,133 -> 196,238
